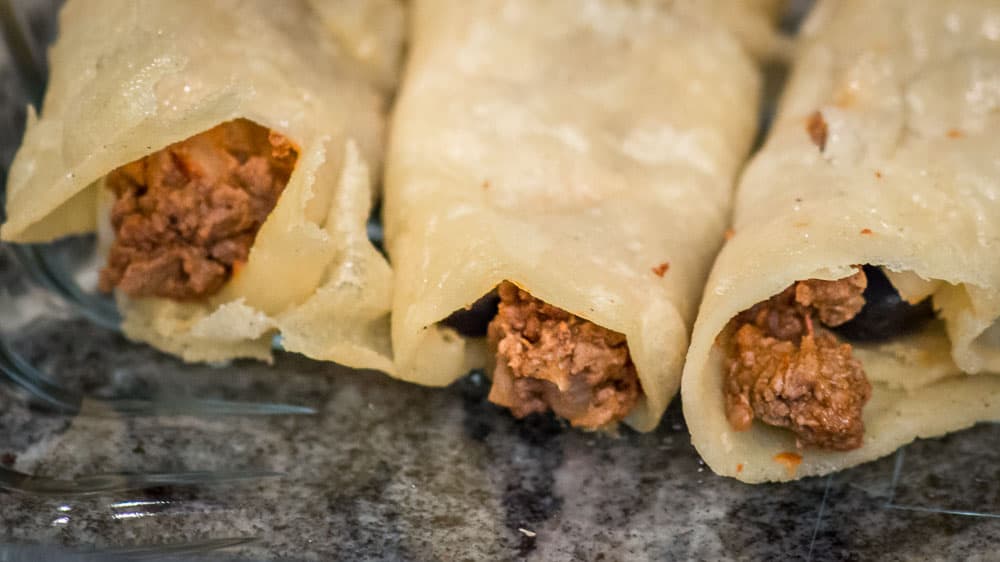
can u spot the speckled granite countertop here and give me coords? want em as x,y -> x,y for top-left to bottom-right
1,1 -> 999,560
2,307 -> 1000,561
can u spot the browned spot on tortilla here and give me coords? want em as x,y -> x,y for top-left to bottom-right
774,452 -> 803,476
724,228 -> 736,241
652,262 -> 670,277
874,170 -> 883,179
482,180 -> 491,189
736,463 -> 744,474
947,129 -> 964,139
793,221 -> 810,228
860,228 -> 873,235
806,111 -> 828,151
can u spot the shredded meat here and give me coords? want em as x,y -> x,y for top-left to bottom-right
795,275 -> 867,327
725,269 -> 872,450
486,282 -> 641,429
99,119 -> 298,300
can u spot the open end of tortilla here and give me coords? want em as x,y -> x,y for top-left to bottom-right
717,263 -> 950,459
97,118 -> 300,302
439,280 -> 644,430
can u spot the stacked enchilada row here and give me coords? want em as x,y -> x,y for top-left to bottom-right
3,0 -> 999,482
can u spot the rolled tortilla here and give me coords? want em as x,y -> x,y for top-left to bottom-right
384,0 -> 781,430
682,0 -> 1000,482
307,0 -> 406,94
1,0 -> 399,369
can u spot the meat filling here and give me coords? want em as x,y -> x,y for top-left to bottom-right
724,269 -> 872,450
486,282 -> 641,429
99,118 -> 298,300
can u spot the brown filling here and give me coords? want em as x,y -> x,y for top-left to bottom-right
723,269 -> 872,450
99,118 -> 298,300
486,281 -> 641,429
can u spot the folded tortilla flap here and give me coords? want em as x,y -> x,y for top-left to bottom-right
5,0 -> 400,367
113,136 -> 392,366
683,0 -> 1000,481
386,0 -> 779,429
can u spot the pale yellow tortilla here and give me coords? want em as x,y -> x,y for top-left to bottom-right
2,0 -> 400,370
384,0 -> 781,430
307,0 -> 407,94
683,0 -> 1000,482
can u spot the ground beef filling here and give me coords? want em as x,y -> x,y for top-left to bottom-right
724,270 -> 872,450
98,118 -> 298,300
486,282 -> 641,429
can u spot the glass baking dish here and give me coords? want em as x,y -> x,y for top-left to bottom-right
1,0 -> 998,560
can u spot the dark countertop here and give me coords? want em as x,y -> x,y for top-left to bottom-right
1,0 -> 998,560
1,305 -> 999,561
